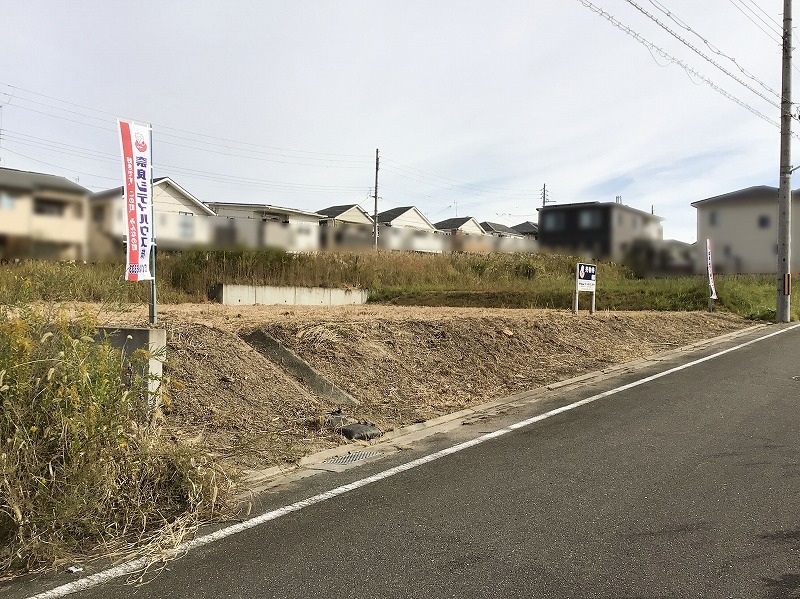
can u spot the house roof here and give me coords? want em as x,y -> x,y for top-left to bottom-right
480,221 -> 521,236
91,177 -> 216,215
206,201 -> 323,219
690,185 -> 800,207
376,206 -> 415,222
511,221 -> 539,235
0,166 -> 89,194
537,201 -> 663,221
434,217 -> 475,230
317,204 -> 372,220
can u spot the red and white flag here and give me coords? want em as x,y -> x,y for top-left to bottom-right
118,120 -> 154,281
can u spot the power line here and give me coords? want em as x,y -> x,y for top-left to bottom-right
725,0 -> 782,43
0,81 -> 373,160
624,0 -> 780,108
576,0 -> 792,135
644,0 -> 782,99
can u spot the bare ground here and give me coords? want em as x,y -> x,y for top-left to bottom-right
95,304 -> 753,474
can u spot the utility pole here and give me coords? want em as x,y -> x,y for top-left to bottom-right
541,183 -> 548,207
373,148 -> 379,250
777,0 -> 792,322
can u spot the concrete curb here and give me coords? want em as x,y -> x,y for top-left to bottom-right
239,322 -> 770,496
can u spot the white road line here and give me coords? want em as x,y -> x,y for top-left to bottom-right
26,323 -> 800,598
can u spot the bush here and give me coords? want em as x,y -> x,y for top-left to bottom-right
0,306 -> 229,579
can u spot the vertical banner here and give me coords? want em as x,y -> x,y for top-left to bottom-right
118,120 -> 154,281
706,238 -> 718,300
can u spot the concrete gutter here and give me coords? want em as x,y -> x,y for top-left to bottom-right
239,322 -> 769,497
242,329 -> 359,406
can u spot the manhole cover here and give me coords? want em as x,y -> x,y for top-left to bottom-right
324,451 -> 383,466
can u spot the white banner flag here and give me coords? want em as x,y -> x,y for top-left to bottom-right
118,120 -> 154,281
706,238 -> 718,300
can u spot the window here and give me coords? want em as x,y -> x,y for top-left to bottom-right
758,215 -> 770,229
33,199 -> 65,216
179,212 -> 194,239
724,245 -> 731,257
578,209 -> 601,230
709,211 -> 718,226
0,192 -> 15,210
541,211 -> 565,232
615,212 -> 623,226
92,207 -> 105,224
632,215 -> 641,230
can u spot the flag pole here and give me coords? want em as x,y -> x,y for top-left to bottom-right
149,124 -> 157,325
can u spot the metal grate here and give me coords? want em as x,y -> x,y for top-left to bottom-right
324,451 -> 383,465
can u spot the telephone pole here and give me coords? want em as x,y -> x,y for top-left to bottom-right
777,0 -> 792,322
373,148 -> 379,250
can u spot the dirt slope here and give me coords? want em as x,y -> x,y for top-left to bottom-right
101,304 -> 752,472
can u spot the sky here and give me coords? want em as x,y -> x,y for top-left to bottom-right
0,0 -> 796,243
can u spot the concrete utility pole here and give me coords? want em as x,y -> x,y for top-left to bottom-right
777,0 -> 793,323
373,148 -> 379,250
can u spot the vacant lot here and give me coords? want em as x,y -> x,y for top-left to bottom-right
97,304 -> 752,473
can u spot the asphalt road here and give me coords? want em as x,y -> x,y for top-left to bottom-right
15,324 -> 800,599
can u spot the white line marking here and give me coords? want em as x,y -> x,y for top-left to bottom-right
26,323 -> 800,598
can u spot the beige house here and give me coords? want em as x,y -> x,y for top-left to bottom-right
90,177 -> 216,259
317,204 -> 373,227
692,185 -> 800,274
0,167 -> 89,260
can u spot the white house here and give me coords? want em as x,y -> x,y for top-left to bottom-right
204,201 -> 323,252
692,185 -> 800,274
89,177 -> 216,259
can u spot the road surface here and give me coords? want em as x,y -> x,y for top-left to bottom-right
14,323 -> 800,599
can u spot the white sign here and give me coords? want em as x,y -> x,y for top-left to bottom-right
576,262 -> 597,292
706,239 -> 717,300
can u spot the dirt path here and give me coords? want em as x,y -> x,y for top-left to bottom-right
99,304 -> 752,472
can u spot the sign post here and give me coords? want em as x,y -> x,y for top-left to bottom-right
574,262 -> 597,314
118,119 -> 156,324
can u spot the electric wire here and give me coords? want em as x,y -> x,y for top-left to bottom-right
624,0 -> 780,107
576,0 -> 794,136
644,0 -> 782,99
724,0 -> 782,43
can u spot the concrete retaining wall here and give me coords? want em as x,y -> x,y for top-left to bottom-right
214,284 -> 368,306
97,327 -> 166,416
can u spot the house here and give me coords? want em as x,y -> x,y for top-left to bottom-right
691,185 -> 800,274
204,201 -> 323,251
375,206 -> 437,231
375,206 -> 442,252
90,177 -> 216,259
511,221 -> 539,240
317,204 -> 373,227
0,167 -> 89,260
537,201 -> 663,262
480,222 -> 523,238
434,217 -> 486,236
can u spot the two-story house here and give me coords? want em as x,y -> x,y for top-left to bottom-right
537,201 -> 663,262
89,177 -> 216,259
0,167 -> 89,260
691,185 -> 800,274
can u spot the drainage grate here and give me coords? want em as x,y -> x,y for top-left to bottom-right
324,451 -> 383,466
